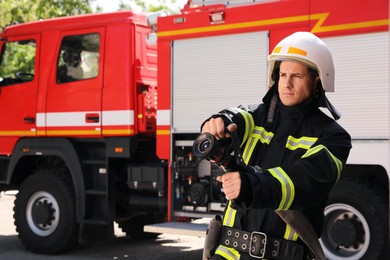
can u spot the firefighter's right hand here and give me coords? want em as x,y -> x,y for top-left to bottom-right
201,118 -> 237,140
216,171 -> 241,200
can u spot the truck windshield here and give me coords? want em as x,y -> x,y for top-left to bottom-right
0,39 -> 36,86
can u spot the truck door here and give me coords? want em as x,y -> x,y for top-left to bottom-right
45,28 -> 104,137
0,35 -> 39,154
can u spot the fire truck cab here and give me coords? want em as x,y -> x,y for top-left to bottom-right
0,11 -> 163,254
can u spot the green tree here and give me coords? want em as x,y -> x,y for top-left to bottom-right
117,0 -> 182,14
0,0 -> 184,33
0,0 -> 92,32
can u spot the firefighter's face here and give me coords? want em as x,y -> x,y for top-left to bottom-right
278,60 -> 316,106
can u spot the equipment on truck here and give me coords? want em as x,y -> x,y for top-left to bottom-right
0,0 -> 388,259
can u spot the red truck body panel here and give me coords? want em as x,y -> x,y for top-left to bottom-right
0,11 -> 157,154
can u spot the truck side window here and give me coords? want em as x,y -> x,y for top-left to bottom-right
57,33 -> 100,84
0,40 -> 36,87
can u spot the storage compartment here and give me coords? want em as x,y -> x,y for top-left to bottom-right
127,165 -> 165,191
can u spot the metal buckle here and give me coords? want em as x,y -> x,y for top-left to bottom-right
249,231 -> 267,259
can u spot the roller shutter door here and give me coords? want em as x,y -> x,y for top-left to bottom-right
172,31 -> 269,133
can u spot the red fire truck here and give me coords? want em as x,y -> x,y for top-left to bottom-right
0,0 -> 388,259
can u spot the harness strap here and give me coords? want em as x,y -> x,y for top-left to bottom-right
220,226 -> 305,260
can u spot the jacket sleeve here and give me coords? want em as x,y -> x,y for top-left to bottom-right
239,125 -> 352,211
200,104 -> 260,146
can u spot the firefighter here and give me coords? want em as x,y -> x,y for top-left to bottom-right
201,32 -> 352,259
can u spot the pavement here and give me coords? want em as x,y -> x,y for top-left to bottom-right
0,191 -> 205,259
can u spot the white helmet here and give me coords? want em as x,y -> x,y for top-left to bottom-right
268,32 -> 335,92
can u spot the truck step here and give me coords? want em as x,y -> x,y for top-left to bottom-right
144,221 -> 208,237
0,156 -> 10,183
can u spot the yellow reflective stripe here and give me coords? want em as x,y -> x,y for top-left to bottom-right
223,201 -> 237,227
238,110 -> 254,146
273,46 -> 282,53
283,223 -> 299,241
243,126 -> 274,164
286,136 -> 318,150
227,107 -> 255,146
268,167 -> 295,210
218,203 -> 240,258
288,46 -> 307,56
302,144 -> 343,181
215,245 -> 241,260
254,126 -> 274,144
243,136 -> 259,165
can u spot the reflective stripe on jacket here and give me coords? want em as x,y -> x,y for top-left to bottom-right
214,98 -> 351,259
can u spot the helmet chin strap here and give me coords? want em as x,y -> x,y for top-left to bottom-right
316,86 -> 341,120
266,94 -> 278,125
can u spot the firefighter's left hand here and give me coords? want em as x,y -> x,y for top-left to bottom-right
217,171 -> 241,200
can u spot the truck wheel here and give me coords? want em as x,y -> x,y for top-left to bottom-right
320,177 -> 388,260
14,169 -> 79,254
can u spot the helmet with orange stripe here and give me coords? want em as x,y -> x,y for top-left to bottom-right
268,32 -> 335,92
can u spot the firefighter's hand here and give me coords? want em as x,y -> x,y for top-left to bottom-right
217,171 -> 241,200
201,118 -> 237,140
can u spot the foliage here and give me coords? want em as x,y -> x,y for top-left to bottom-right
117,0 -> 182,14
0,0 -> 183,32
0,0 -> 182,84
0,0 -> 91,83
0,40 -> 36,85
0,0 -> 92,32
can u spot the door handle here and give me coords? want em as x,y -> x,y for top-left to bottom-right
85,113 -> 100,123
23,117 -> 35,124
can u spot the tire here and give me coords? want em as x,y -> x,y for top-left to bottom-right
320,177 -> 389,260
14,169 -> 79,254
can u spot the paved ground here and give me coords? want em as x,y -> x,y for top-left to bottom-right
0,191 -> 205,259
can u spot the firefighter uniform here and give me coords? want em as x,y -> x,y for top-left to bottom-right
204,32 -> 352,260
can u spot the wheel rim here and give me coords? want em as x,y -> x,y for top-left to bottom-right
26,191 -> 60,236
320,203 -> 370,260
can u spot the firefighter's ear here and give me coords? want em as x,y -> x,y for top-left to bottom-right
315,76 -> 321,86
314,76 -> 322,97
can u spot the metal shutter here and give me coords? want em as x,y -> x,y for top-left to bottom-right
323,32 -> 389,139
172,31 -> 269,133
